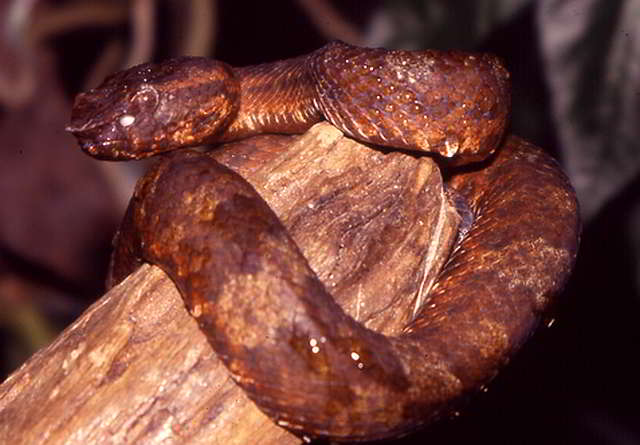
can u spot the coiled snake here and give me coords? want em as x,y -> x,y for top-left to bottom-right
68,41 -> 580,442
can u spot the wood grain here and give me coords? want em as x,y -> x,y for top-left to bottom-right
0,123 -> 457,444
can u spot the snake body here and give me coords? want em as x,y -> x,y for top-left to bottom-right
68,42 -> 580,441
68,41 -> 509,162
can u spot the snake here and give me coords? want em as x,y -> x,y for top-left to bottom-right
67,41 -> 580,442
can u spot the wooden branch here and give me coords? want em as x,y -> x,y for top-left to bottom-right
0,123 -> 460,444
0,265 -> 292,444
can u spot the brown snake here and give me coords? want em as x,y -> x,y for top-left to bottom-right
67,41 -> 580,442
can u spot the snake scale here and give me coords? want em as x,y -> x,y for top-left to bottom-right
67,41 -> 580,442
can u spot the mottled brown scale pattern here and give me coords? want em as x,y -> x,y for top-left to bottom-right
312,42 -> 510,160
68,41 -> 509,162
69,42 -> 580,442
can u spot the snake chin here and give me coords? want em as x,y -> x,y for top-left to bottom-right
80,139 -> 139,161
66,120 -> 134,160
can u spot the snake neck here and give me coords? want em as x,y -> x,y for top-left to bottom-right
218,53 -> 324,141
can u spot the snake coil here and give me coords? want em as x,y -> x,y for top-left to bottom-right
68,41 -> 579,442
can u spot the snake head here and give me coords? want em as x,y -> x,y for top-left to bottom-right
67,57 -> 239,160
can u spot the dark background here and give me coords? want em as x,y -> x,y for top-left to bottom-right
1,1 -> 638,443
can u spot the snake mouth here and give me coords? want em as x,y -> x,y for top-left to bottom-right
67,124 -> 155,161
67,116 -> 160,160
78,139 -> 141,160
66,122 -> 131,160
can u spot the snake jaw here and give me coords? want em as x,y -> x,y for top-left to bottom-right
66,118 -> 131,160
66,119 -> 148,161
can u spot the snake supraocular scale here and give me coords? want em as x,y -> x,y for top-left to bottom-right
68,41 -> 580,442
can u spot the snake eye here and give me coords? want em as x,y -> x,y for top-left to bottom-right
118,84 -> 161,130
130,85 -> 160,111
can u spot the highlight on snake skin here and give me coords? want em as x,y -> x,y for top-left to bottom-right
68,41 -> 580,441
67,41 -> 510,162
